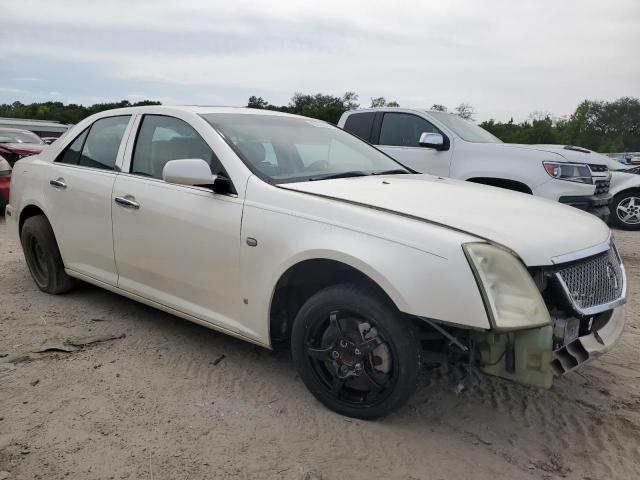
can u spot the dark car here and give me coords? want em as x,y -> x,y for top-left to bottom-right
0,127 -> 47,167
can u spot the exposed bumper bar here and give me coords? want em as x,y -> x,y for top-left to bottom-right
550,305 -> 626,376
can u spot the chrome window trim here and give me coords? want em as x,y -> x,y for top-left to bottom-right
551,236 -> 612,265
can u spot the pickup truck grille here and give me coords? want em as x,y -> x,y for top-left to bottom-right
589,164 -> 608,173
594,179 -> 610,195
555,247 -> 625,316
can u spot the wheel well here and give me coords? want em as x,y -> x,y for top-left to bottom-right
269,259 -> 395,345
466,177 -> 532,194
614,187 -> 640,199
19,205 -> 46,235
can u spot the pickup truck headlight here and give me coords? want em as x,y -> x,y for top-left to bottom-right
463,243 -> 550,330
543,161 -> 592,184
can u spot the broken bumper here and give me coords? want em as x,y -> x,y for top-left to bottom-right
474,305 -> 626,388
551,305 -> 626,375
558,193 -> 611,221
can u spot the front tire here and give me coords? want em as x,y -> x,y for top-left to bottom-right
610,190 -> 640,230
20,215 -> 76,294
291,284 -> 420,419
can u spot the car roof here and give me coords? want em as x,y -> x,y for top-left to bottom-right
345,107 -> 449,116
92,105 -> 306,119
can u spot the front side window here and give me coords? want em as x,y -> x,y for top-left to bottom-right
202,114 -> 409,183
56,116 -> 130,170
131,115 -> 224,179
379,113 -> 439,147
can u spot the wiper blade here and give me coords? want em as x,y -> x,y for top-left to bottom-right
309,171 -> 370,181
371,169 -> 410,175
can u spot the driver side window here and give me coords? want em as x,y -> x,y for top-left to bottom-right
379,113 -> 439,147
131,115 -> 224,180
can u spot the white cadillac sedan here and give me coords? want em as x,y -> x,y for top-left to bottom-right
6,106 -> 627,419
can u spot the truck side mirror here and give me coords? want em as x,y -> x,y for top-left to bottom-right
419,132 -> 446,150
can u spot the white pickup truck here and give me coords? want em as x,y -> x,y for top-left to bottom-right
338,108 -> 612,220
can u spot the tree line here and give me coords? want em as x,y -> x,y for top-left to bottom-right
0,100 -> 161,125
1,94 -> 638,153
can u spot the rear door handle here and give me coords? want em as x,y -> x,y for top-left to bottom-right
49,178 -> 67,189
114,196 -> 140,209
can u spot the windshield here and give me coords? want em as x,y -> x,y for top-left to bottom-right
0,130 -> 45,145
203,114 -> 409,183
428,112 -> 502,143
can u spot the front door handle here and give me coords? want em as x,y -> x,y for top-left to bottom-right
114,195 -> 140,209
49,178 -> 67,189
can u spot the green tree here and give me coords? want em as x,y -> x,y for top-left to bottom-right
247,96 -> 270,109
455,103 -> 475,120
370,97 -> 399,108
0,99 -> 161,124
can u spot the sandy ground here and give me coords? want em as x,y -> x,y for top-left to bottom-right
0,216 -> 639,480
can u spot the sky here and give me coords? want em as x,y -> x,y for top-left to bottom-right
1,0 -> 639,122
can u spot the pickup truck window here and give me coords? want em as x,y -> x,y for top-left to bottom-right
343,112 -> 375,142
131,115 -> 225,179
203,113 -> 408,183
428,111 -> 502,143
379,113 -> 439,147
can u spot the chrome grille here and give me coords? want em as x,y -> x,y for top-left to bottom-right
555,247 -> 624,315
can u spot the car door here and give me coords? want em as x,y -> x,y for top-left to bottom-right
44,115 -> 133,285
374,112 -> 453,177
111,114 -> 247,336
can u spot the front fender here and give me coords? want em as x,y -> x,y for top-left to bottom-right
239,177 -> 491,346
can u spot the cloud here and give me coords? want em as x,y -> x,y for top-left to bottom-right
1,0 -> 639,120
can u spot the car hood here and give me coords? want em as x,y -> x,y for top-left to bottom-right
497,143 -> 609,165
0,143 -> 46,155
281,174 -> 610,266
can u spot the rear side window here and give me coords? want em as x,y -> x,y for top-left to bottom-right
56,115 -> 130,171
379,113 -> 439,147
56,128 -> 89,165
131,115 -> 225,179
343,112 -> 375,142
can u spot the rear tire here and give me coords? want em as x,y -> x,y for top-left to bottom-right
291,283 -> 420,419
609,190 -> 640,230
20,215 -> 76,294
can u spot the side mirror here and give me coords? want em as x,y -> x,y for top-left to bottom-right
162,159 -> 217,187
419,132 -> 445,150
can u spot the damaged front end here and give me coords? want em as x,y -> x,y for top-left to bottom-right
471,240 -> 627,388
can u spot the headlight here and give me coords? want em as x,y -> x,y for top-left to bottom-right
543,161 -> 592,184
463,243 -> 550,330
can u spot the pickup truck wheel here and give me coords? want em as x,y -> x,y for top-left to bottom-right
291,284 -> 420,419
20,215 -> 76,294
610,191 -> 640,230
